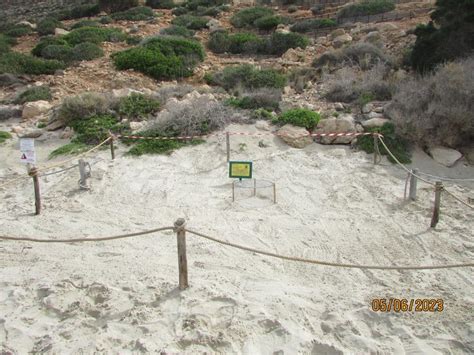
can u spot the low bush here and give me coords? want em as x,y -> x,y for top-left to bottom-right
338,0 -> 395,18
311,4 -> 324,15
252,108 -> 274,120
63,27 -> 127,45
127,138 -> 202,156
72,114 -> 122,144
287,67 -> 320,93
111,6 -> 155,21
385,57 -> 474,148
313,43 -> 389,70
265,32 -> 309,55
160,25 -> 195,38
99,0 -> 139,13
56,92 -> 115,125
290,18 -> 336,33
195,6 -> 221,17
274,108 -> 320,129
55,4 -> 100,20
40,44 -> 73,62
126,35 -> 143,45
37,18 -> 62,36
100,16 -> 112,24
14,86 -> 52,104
288,5 -> 298,13
4,24 -> 32,38
49,141 -> 89,158
227,88 -> 281,110
71,42 -> 104,61
228,32 -> 263,54
32,37 -> 69,57
70,20 -> 100,30
112,36 -> 205,80
0,52 -> 65,75
254,15 -> 282,31
172,7 -> 189,16
146,0 -> 176,9
152,84 -> 196,103
0,131 -> 12,144
0,34 -> 15,53
231,7 -> 274,28
356,122 -> 411,164
207,65 -> 286,91
171,15 -> 208,30
118,93 -> 160,118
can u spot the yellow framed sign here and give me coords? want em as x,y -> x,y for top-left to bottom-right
229,161 -> 253,179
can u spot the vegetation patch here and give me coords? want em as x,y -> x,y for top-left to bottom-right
146,0 -> 177,9
254,15 -> 283,31
160,25 -> 195,38
112,36 -> 205,80
227,88 -> 281,110
49,141 -> 89,158
111,6 -> 155,21
290,18 -> 336,33
71,114 -> 123,145
63,27 -> 127,46
171,15 -> 209,30
127,136 -> 203,156
357,122 -> 411,164
99,0 -> 139,13
71,42 -> 104,61
70,20 -> 100,30
118,93 -> 160,119
37,18 -> 62,36
274,108 -> 320,130
337,0 -> 395,18
54,4 -> 100,20
231,7 -> 274,28
3,24 -> 32,38
0,131 -> 12,144
14,86 -> 52,104
56,92 -> 115,125
0,34 -> 16,53
0,52 -> 64,75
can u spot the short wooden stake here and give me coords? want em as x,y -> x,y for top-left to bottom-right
110,135 -> 115,160
273,182 -> 276,204
430,181 -> 443,228
232,181 -> 235,202
226,132 -> 230,162
174,218 -> 188,290
409,169 -> 418,201
78,159 -> 89,190
253,178 -> 257,197
373,134 -> 379,165
29,167 -> 41,215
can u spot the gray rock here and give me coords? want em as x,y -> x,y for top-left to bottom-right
329,28 -> 345,40
314,114 -> 359,144
22,100 -> 52,120
429,146 -> 463,167
361,117 -> 389,129
362,103 -> 374,114
332,34 -> 352,48
367,111 -> 384,119
0,74 -> 25,87
20,129 -> 43,138
55,28 -> 69,36
46,119 -> 64,131
460,147 -> 474,165
334,103 -> 344,111
364,31 -> 381,44
0,105 -> 22,121
277,124 -> 312,148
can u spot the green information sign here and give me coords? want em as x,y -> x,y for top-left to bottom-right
229,161 -> 253,179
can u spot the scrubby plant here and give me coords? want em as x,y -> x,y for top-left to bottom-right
146,0 -> 176,9
40,44 -> 74,63
172,7 -> 189,16
227,88 -> 281,110
252,108 -> 274,120
72,114 -> 123,144
152,84 -> 196,103
4,24 -> 32,38
288,5 -> 298,13
99,0 -> 139,13
195,6 -> 221,17
127,138 -> 202,156
0,131 -> 12,144
56,92 -> 115,125
14,86 -> 52,104
0,34 -> 15,53
54,4 -> 100,20
71,42 -> 104,61
231,7 -> 274,28
207,65 -> 286,91
49,141 -> 89,158
254,15 -> 282,30
310,4 -> 324,15
357,122 -> 411,164
112,36 -> 205,80
228,32 -> 263,54
386,57 -> 474,148
160,25 -> 195,38
126,35 -> 143,45
100,16 -> 112,24
37,18 -> 62,36
32,36 -> 69,57
274,108 -> 320,130
337,0 -> 395,18
287,67 -> 319,93
171,15 -> 208,30
290,18 -> 336,33
265,32 -> 309,55
207,30 -> 231,53
111,6 -> 155,21
70,20 -> 100,30
0,52 -> 65,75
119,93 -> 160,118
63,27 -> 127,45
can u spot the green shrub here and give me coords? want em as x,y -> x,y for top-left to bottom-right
290,18 -> 336,33
71,42 -> 104,61
275,108 -> 320,129
231,7 -> 273,28
228,32 -> 262,53
112,36 -> 205,80
71,114 -> 123,144
32,36 -> 69,57
14,86 -> 52,104
40,45 -> 73,62
288,5 -> 298,13
252,108 -> 274,120
227,89 -> 280,110
357,122 -> 411,164
207,30 -> 231,53
254,15 -> 282,31
63,27 -> 127,45
171,15 -> 208,30
99,0 -> 139,13
127,137 -> 203,156
172,7 -> 189,16
100,16 -> 112,24
4,24 -> 32,37
0,34 -> 15,53
0,52 -> 65,75
0,131 -> 12,144
207,65 -> 286,91
313,43 -> 389,70
55,4 -> 100,20
265,32 -> 309,55
111,6 -> 155,21
126,35 -> 143,45
337,0 -> 395,18
37,18 -> 62,36
57,92 -> 114,125
49,141 -> 89,158
146,0 -> 176,9
311,5 -> 324,15
195,6 -> 221,17
160,25 -> 195,38
119,93 -> 160,118
70,20 -> 100,30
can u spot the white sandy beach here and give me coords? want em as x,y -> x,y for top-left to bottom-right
1,123 -> 473,354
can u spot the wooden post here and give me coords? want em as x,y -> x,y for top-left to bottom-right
253,178 -> 256,197
273,182 -> 276,204
109,134 -> 115,160
430,181 -> 443,228
78,159 -> 88,190
409,168 -> 418,201
373,134 -> 379,165
29,167 -> 41,215
226,132 -> 230,162
232,181 -> 235,202
174,218 -> 188,290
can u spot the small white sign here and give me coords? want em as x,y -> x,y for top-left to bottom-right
20,150 -> 36,164
20,138 -> 35,152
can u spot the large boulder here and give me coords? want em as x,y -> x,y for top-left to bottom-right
22,101 -> 52,120
361,117 -> 390,129
20,129 -> 43,138
314,114 -> 360,144
277,124 -> 313,148
112,88 -> 142,98
332,34 -> 352,48
0,105 -> 22,121
55,28 -> 69,36
329,28 -> 345,40
0,74 -> 25,87
281,48 -> 306,62
428,146 -> 463,167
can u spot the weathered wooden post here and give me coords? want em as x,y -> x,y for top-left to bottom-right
253,178 -> 257,197
174,218 -> 188,290
273,182 -> 276,204
28,167 -> 41,215
232,181 -> 235,202
226,132 -> 230,162
78,159 -> 89,190
373,134 -> 379,165
409,169 -> 418,201
430,181 -> 443,228
109,134 -> 115,160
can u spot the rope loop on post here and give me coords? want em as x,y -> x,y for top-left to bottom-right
173,218 -> 186,233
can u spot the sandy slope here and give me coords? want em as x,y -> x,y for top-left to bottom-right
0,123 -> 473,354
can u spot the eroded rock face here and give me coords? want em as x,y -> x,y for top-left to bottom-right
0,105 -> 22,121
332,34 -> 353,48
277,124 -> 312,149
361,117 -> 390,129
314,114 -> 360,144
22,101 -> 52,120
429,146 -> 463,167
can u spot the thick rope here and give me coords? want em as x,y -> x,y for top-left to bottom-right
417,171 -> 474,182
442,188 -> 474,210
39,164 -> 79,177
185,229 -> 474,270
0,226 -> 174,243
